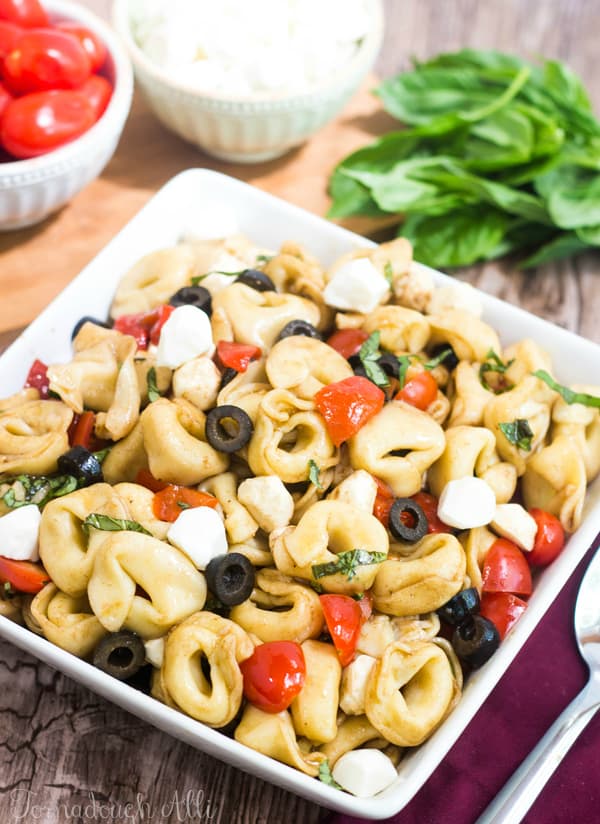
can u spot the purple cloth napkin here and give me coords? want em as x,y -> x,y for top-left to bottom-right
330,537 -> 600,824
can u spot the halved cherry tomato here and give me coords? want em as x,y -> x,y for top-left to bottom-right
480,592 -> 528,640
412,491 -> 447,534
24,358 -> 49,398
56,21 -> 107,72
0,557 -> 49,593
482,538 -> 532,596
149,304 -> 174,345
356,591 -> 373,623
113,311 -> 150,349
217,340 -> 262,373
79,74 -> 111,119
1,90 -> 95,158
69,410 -> 95,449
372,476 -> 394,528
0,19 -> 22,58
326,328 -> 369,360
152,485 -> 219,522
0,82 -> 12,119
527,509 -> 565,567
0,0 -> 48,28
134,468 -> 168,493
4,29 -> 91,95
315,376 -> 384,447
240,640 -> 306,713
394,371 -> 438,411
319,593 -> 363,667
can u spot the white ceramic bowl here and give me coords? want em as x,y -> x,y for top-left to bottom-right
0,0 -> 133,232
112,0 -> 383,163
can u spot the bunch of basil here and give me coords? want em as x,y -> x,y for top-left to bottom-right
329,49 -> 600,268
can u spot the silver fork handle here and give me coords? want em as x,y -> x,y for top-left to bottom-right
475,676 -> 600,824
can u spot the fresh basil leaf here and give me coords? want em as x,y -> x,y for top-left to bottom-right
384,261 -> 394,285
82,514 -> 151,536
521,230 -> 594,268
177,501 -> 191,510
397,355 -> 412,390
534,162 -> 600,229
191,270 -> 243,286
359,330 -> 380,360
532,370 -> 600,408
479,349 -> 515,392
423,348 -> 453,370
498,419 -> 534,451
308,459 -> 323,491
255,254 -> 273,264
312,549 -> 387,582
318,759 -> 342,790
147,367 -> 161,403
328,167 -> 387,219
92,448 -> 111,464
2,472 -> 80,510
358,331 -> 389,389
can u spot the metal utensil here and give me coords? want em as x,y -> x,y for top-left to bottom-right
476,547 -> 600,824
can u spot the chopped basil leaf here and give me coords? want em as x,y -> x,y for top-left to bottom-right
147,367 -> 161,403
308,459 -> 323,491
3,582 -> 17,599
92,448 -> 111,464
2,472 -> 80,510
423,348 -> 453,370
384,261 -> 394,285
498,418 -> 534,451
397,355 -> 412,389
177,501 -> 191,510
359,331 -> 389,389
256,254 -> 273,264
479,349 -> 515,393
312,549 -> 387,581
309,580 -> 324,594
318,759 -> 342,790
191,270 -> 244,286
533,370 -> 600,408
82,513 -> 151,536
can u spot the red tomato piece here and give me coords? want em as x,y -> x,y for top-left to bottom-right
217,340 -> 262,373
1,90 -> 95,159
0,0 -> 47,28
372,476 -> 394,528
240,641 -> 306,713
482,538 -> 533,596
4,29 -> 91,95
78,74 -> 111,119
134,468 -> 168,493
315,376 -> 384,447
149,304 -> 175,345
69,410 -> 95,449
56,21 -> 107,72
527,509 -> 565,567
0,82 -> 12,119
0,557 -> 49,593
113,312 -> 150,349
152,485 -> 219,522
326,328 -> 369,360
394,371 -> 438,411
0,19 -> 22,58
411,491 -> 447,534
480,592 -> 528,640
319,594 -> 364,667
24,358 -> 49,397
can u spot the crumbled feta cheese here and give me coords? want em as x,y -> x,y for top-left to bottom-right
332,749 -> 397,797
339,654 -> 376,715
438,477 -> 496,529
167,507 -> 228,569
144,637 -> 165,669
237,476 -> 294,533
172,356 -> 221,411
155,305 -> 214,369
491,503 -> 538,552
0,505 -> 41,561
181,203 -> 239,242
324,258 -> 389,314
329,470 -> 378,514
429,281 -> 483,318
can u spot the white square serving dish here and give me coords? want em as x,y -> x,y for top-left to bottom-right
1,169 -> 599,820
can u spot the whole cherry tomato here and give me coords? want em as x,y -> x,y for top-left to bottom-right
0,557 -> 49,593
326,328 -> 369,360
148,304 -> 174,345
0,82 -> 12,119
319,593 -> 364,667
0,0 -> 48,28
482,538 -> 533,596
56,21 -> 107,72
4,28 -> 91,95
152,485 -> 219,522
372,476 -> 394,528
315,375 -> 384,447
411,491 -> 448,534
1,90 -> 95,158
527,509 -> 565,567
394,371 -> 438,411
23,358 -> 49,397
0,18 -> 22,58
240,641 -> 306,713
480,592 -> 528,640
79,74 -> 112,119
217,340 -> 262,373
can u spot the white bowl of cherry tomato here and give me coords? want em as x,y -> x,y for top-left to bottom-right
0,0 -> 133,230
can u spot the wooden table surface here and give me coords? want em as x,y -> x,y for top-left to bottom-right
1,1 -> 600,822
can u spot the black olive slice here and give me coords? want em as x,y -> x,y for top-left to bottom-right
276,320 -> 322,342
438,587 -> 481,626
429,344 -> 459,371
57,445 -> 103,485
377,352 -> 400,380
236,269 -> 275,292
348,353 -> 368,378
205,552 -> 255,607
168,285 -> 212,316
219,367 -> 238,391
388,497 -> 428,543
452,615 -> 500,669
93,631 -> 146,681
205,405 -> 253,453
71,316 -> 110,341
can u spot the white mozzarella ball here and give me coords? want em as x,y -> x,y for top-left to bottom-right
339,654 -> 377,716
167,506 -> 228,569
0,505 -> 41,561
155,305 -> 214,369
332,749 -> 398,797
237,476 -> 294,533
491,503 -> 538,552
437,477 -> 497,529
323,258 -> 389,314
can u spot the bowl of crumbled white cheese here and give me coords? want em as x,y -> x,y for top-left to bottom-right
112,0 -> 383,162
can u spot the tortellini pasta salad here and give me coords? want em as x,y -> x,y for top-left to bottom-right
0,226 -> 599,800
